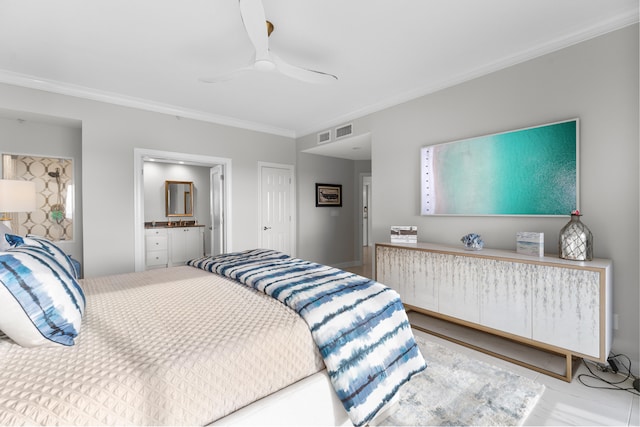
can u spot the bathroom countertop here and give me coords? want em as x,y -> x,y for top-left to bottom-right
144,221 -> 204,229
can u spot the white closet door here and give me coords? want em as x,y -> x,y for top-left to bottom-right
260,165 -> 294,255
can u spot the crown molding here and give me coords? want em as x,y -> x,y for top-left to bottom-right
0,70 -> 296,138
297,11 -> 639,138
0,8 -> 635,141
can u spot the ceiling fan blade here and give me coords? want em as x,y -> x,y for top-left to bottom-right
238,0 -> 270,63
271,52 -> 338,84
199,0 -> 337,85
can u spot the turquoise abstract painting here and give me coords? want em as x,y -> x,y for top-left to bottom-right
421,119 -> 578,216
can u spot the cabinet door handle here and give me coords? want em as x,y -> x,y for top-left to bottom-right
263,226 -> 272,231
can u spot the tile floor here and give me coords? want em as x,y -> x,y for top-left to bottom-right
343,246 -> 640,426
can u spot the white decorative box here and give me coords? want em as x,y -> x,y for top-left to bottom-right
517,232 -> 544,257
391,226 -> 417,243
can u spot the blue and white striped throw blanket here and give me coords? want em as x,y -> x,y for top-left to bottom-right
188,249 -> 426,426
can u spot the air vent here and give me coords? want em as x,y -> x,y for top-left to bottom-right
335,123 -> 353,139
317,130 -> 331,145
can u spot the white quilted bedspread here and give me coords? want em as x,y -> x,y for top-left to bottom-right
0,266 -> 324,426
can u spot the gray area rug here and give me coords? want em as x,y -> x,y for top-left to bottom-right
382,337 -> 545,426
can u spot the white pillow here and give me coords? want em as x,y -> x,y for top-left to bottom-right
0,244 -> 85,347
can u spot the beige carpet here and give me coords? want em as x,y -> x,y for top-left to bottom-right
382,337 -> 545,426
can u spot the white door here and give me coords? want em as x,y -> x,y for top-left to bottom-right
210,165 -> 224,256
260,164 -> 294,255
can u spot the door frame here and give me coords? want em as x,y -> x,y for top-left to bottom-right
210,164 -> 224,256
356,172 -> 372,267
133,148 -> 232,272
258,162 -> 296,257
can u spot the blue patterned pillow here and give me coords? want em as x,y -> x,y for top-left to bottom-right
0,223 -> 12,251
0,245 -> 85,347
6,234 -> 79,279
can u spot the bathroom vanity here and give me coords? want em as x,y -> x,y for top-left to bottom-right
145,222 -> 204,269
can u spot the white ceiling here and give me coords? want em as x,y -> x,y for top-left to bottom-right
0,0 -> 637,158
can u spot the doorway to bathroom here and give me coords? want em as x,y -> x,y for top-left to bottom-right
133,148 -> 232,272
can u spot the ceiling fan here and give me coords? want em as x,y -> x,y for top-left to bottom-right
200,0 -> 338,84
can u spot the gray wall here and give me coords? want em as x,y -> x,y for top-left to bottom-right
0,85 -> 296,277
296,152 -> 357,267
0,115 -> 83,265
304,25 -> 638,369
295,151 -> 372,268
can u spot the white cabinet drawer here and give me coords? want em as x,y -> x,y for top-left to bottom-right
145,228 -> 168,269
146,250 -> 168,267
146,235 -> 167,250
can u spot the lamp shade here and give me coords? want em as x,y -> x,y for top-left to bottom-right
0,180 -> 37,213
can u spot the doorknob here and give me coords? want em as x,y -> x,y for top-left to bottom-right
263,226 -> 272,231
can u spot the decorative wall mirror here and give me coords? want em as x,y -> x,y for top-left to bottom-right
165,180 -> 193,217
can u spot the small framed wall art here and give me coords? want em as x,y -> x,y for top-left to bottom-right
316,183 -> 342,207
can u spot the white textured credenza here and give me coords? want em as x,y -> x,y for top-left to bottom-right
375,242 -> 612,381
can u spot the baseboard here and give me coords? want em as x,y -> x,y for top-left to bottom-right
332,261 -> 359,269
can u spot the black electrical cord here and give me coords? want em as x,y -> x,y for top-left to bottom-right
578,353 -> 640,396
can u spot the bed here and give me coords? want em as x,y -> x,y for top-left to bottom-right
0,237 -> 425,426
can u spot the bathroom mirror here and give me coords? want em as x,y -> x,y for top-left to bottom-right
165,180 -> 193,217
